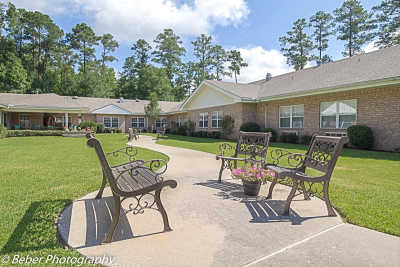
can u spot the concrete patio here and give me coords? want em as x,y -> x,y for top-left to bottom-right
58,135 -> 400,267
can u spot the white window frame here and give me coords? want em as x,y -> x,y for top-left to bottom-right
279,104 -> 304,128
19,114 -> 30,129
155,118 -> 167,128
131,117 -> 145,128
55,116 -> 72,128
198,112 -> 209,128
104,116 -> 119,128
320,100 -> 357,129
211,111 -> 223,128
176,117 -> 182,127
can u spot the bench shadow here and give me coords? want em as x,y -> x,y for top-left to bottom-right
195,180 -> 330,225
59,197 -> 166,249
0,199 -> 72,254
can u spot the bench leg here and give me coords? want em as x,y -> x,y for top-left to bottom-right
323,181 -> 336,216
103,194 -> 121,244
283,179 -> 298,216
218,159 -> 225,183
155,188 -> 172,232
266,175 -> 278,199
95,170 -> 107,199
300,181 -> 311,200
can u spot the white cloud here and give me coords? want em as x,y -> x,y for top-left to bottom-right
6,0 -> 75,14
223,46 -> 293,83
10,0 -> 249,43
363,41 -> 379,53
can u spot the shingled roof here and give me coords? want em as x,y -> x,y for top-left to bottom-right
205,45 -> 400,101
0,93 -> 182,114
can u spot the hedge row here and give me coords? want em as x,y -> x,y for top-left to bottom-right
7,130 -> 64,137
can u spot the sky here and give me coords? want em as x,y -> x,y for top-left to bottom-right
8,0 -> 382,83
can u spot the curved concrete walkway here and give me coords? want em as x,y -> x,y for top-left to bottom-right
58,135 -> 399,267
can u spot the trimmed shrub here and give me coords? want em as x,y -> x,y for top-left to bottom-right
347,125 -> 374,149
240,122 -> 260,132
193,131 -> 202,137
104,128 -> 122,134
211,131 -> 221,139
280,132 -> 298,144
185,120 -> 195,136
262,128 -> 277,142
200,131 -> 208,138
394,148 -> 400,153
221,115 -> 235,137
301,135 -> 313,145
0,124 -> 7,139
79,121 -> 97,130
96,123 -> 105,133
7,130 -> 64,137
176,125 -> 187,136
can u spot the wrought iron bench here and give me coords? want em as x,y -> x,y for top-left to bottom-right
265,135 -> 348,216
127,128 -> 139,142
216,131 -> 272,183
156,127 -> 166,139
86,133 -> 177,243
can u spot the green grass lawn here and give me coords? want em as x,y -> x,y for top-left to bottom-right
0,134 -> 168,265
155,134 -> 400,236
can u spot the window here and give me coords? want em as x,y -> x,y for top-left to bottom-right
132,117 -> 145,128
279,105 -> 304,128
320,100 -> 357,129
211,111 -> 223,128
156,118 -> 166,128
198,112 -> 208,128
20,115 -> 30,129
55,116 -> 72,128
104,117 -> 119,128
176,117 -> 182,127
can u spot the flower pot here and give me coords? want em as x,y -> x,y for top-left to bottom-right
242,180 -> 262,196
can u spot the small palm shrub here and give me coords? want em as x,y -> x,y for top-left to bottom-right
221,115 -> 235,138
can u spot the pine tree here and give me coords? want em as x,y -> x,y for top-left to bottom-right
100,33 -> 118,68
66,23 -> 99,74
279,18 -> 313,70
334,0 -> 376,57
373,0 -> 400,48
192,34 -> 214,83
152,29 -> 185,88
310,11 -> 335,64
227,50 -> 248,83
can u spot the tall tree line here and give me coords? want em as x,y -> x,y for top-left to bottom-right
117,30 -> 248,101
0,2 -> 119,97
280,0 -> 400,70
0,3 -> 248,101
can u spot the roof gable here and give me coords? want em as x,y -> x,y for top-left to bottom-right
182,81 -> 237,110
91,104 -> 132,115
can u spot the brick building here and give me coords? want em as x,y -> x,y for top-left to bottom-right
1,45 -> 399,151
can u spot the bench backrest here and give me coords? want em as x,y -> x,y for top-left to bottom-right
86,133 -> 119,189
303,135 -> 348,178
234,131 -> 271,164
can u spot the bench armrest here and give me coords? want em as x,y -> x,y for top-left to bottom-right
106,146 -> 138,162
270,149 -> 306,169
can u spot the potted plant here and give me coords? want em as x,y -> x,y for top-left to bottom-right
231,166 -> 275,196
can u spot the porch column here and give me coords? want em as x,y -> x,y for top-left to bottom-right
65,113 -> 69,128
0,111 -> 2,125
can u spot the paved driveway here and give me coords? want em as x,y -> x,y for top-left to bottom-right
58,135 -> 399,267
